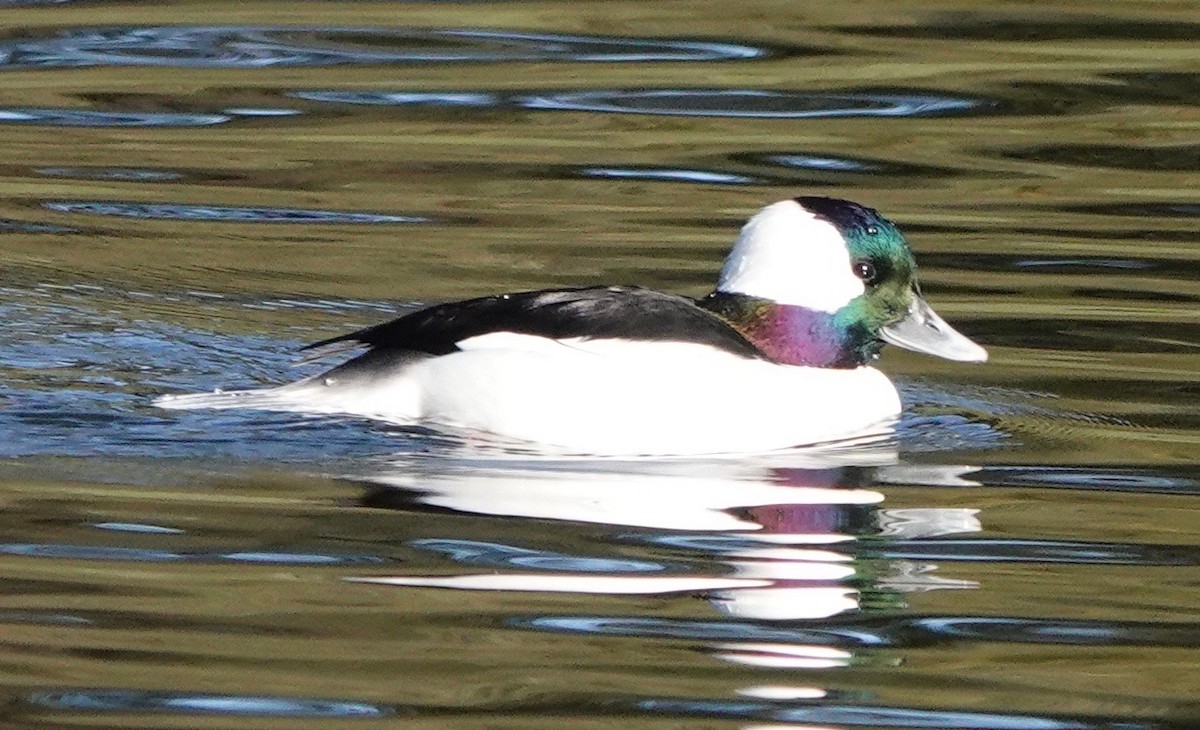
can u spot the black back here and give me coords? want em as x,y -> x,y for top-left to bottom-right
305,286 -> 764,359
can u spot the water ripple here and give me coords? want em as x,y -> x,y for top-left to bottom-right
412,538 -> 670,573
716,150 -> 968,185
0,542 -> 383,565
36,166 -> 185,182
739,151 -> 962,177
92,522 -> 185,534
294,88 -> 986,118
524,89 -> 984,118
638,532 -> 1198,566
979,465 -> 1200,494
0,611 -> 93,626
997,143 -> 1200,171
912,616 -> 1200,646
0,218 -> 78,234
521,614 -> 1200,648
294,90 -> 500,108
843,15 -> 1200,42
25,687 -> 1164,728
642,697 -> 1150,730
28,689 -> 391,717
0,25 -> 776,69
520,615 -> 887,646
1062,202 -> 1200,218
0,108 -> 230,127
766,153 -> 876,171
876,538 -> 1199,566
43,200 -> 428,224
579,166 -> 759,185
1012,258 -> 1154,270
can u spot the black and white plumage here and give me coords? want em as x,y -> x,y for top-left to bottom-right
156,197 -> 986,455
304,286 -> 764,360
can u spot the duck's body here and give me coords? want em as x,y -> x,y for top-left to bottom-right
157,197 -> 986,455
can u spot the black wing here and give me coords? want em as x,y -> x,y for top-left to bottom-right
304,286 -> 764,359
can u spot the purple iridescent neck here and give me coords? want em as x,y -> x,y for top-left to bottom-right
698,292 -> 876,369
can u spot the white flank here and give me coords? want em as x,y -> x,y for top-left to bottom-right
158,334 -> 901,456
409,337 -> 899,454
717,199 -> 865,312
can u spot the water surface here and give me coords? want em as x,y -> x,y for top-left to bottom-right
1,2 -> 1198,728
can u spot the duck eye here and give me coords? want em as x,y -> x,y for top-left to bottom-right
866,225 -> 879,235
853,259 -> 878,284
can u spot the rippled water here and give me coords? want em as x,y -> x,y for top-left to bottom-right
1,3 -> 1198,729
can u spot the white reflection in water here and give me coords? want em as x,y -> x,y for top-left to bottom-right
368,459 -> 886,531
712,642 -> 853,669
349,449 -> 983,664
712,587 -> 861,621
876,507 -> 982,539
737,686 -> 828,700
350,574 -> 769,593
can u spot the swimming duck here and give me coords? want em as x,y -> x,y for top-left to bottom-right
156,196 -> 986,455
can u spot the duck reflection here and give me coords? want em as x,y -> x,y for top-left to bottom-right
350,445 -> 981,673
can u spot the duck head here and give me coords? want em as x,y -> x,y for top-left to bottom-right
701,196 -> 987,368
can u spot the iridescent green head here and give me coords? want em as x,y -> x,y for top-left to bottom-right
710,196 -> 986,366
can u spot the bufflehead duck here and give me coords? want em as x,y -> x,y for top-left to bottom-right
156,196 -> 986,455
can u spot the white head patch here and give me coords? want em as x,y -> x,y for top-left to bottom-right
716,200 -> 865,312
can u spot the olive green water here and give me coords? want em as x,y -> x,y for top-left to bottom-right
1,1 -> 1198,728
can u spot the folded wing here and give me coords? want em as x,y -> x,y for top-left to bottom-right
304,286 -> 764,358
